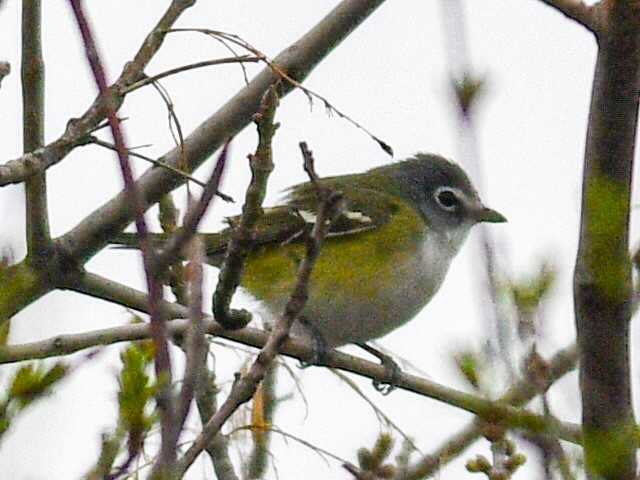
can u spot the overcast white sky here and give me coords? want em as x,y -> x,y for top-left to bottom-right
0,1 -> 628,479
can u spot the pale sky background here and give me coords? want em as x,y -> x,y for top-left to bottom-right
0,0 -> 628,479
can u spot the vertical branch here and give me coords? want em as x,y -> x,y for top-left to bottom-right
67,1 -> 176,476
212,86 -> 278,329
194,366 -> 240,480
22,0 -> 50,256
156,150 -> 239,478
574,3 -> 640,478
174,236 -> 206,428
246,364 -> 278,478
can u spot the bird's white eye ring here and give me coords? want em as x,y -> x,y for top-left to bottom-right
434,187 -> 461,211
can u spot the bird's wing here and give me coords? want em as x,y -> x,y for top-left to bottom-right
112,183 -> 404,264
285,180 -> 401,237
204,182 -> 402,257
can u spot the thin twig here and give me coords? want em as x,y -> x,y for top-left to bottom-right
331,369 -> 421,453
151,81 -> 187,163
232,424 -> 349,466
169,28 -> 393,156
154,143 -> 229,274
122,56 -> 260,94
174,236 -> 208,430
90,138 -> 203,188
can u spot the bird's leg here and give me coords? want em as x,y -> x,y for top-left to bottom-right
356,343 -> 401,395
297,316 -> 329,367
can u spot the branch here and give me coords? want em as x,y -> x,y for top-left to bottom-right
175,145 -> 343,475
22,0 -> 51,256
174,236 -> 207,436
400,345 -> 578,479
121,56 -> 260,94
193,363 -> 240,480
69,2 -> 178,476
0,0 -> 196,187
537,0 -> 599,32
58,0 -> 388,264
154,144 -> 229,274
0,285 -> 582,448
90,138 -> 216,191
212,87 -> 277,330
574,2 -> 640,477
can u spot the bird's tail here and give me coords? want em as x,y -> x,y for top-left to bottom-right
110,231 -> 230,266
110,232 -> 173,250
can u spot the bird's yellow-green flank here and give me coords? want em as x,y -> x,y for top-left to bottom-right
240,198 -> 426,313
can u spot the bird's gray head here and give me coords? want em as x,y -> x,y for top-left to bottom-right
387,153 -> 506,229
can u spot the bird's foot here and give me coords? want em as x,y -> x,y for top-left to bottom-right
297,318 -> 328,368
356,343 -> 401,395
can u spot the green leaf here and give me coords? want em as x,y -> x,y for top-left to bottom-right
8,362 -> 68,408
118,341 -> 156,454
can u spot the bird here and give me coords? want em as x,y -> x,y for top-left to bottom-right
113,153 -> 505,352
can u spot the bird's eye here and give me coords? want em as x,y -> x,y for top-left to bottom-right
435,188 -> 461,211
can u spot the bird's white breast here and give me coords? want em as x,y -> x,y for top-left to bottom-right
288,224 -> 473,347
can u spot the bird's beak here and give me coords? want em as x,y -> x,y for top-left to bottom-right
471,205 -> 507,223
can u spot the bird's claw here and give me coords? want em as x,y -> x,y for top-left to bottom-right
357,343 -> 401,394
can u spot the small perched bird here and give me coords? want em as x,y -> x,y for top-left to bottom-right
114,153 -> 505,350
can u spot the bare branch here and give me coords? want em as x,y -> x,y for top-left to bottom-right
59,0 -> 389,265
122,56 -> 260,94
22,0 -> 51,256
90,137 -> 224,192
400,345 -> 578,479
212,87 -> 277,330
174,236 -> 207,432
193,365 -> 240,480
155,144 -> 229,274
0,292 -> 582,451
537,0 -> 599,32
69,2 -> 177,476
574,2 -> 640,477
0,0 -> 196,187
